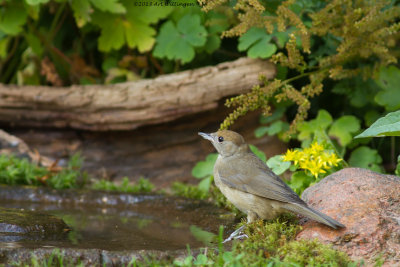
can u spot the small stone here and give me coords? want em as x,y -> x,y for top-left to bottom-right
297,168 -> 400,266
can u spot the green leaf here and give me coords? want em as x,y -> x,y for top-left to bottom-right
288,171 -> 314,195
0,36 -> 10,59
25,0 -> 49,5
92,0 -> 172,52
71,0 -> 92,27
348,146 -> 383,173
356,110 -> 400,138
0,3 -> 28,35
332,77 -> 380,108
204,35 -> 220,53
92,12 -> 125,51
274,31 -> 289,48
260,106 -> 286,124
206,11 -> 229,34
191,153 -> 218,179
126,0 -> 173,24
153,14 -> 207,63
364,110 -> 381,127
90,0 -> 126,14
249,145 -> 266,162
238,27 -> 277,59
374,65 -> 400,111
189,225 -> 216,246
255,121 -> 289,138
198,176 -> 212,194
254,126 -> 269,138
268,121 -> 290,136
178,14 -> 207,46
25,32 -> 43,56
267,155 -> 291,175
124,21 -> 156,52
328,115 -> 360,147
297,110 -> 332,141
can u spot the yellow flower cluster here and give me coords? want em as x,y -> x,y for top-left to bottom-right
282,142 -> 342,178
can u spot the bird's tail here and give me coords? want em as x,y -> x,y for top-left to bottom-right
283,203 -> 345,229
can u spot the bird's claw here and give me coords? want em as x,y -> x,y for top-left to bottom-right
222,225 -> 248,243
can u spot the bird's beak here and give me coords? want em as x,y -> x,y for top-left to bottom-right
198,132 -> 213,142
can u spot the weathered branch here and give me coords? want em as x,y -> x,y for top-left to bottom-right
0,58 -> 275,130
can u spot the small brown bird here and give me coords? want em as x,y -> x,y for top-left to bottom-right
199,130 -> 344,230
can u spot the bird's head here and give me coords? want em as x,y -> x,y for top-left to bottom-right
198,130 -> 247,157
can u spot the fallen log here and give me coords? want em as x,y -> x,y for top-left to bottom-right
0,58 -> 275,130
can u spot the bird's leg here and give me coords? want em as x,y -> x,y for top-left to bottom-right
222,225 -> 247,243
222,212 -> 257,243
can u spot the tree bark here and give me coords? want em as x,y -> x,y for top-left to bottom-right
0,58 -> 275,130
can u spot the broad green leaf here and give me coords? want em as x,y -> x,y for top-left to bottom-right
126,0 -> 173,24
90,0 -> 126,14
177,14 -> 207,46
267,121 -> 290,136
198,176 -> 212,194
124,21 -> 156,52
248,39 -> 277,58
25,0 -> 49,5
92,12 -> 125,51
328,116 -> 360,146
0,3 -> 28,35
356,110 -> 400,138
255,121 -> 289,138
374,66 -> 400,111
267,155 -> 291,175
153,21 -> 181,59
238,27 -> 277,59
153,14 -> 207,63
189,225 -> 215,245
249,145 -> 266,162
348,146 -> 383,173
191,153 -> 218,178
297,110 -> 332,140
71,0 -> 92,27
92,0 -> 172,52
254,126 -> 269,138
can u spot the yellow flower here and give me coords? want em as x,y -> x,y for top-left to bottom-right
300,159 -> 326,178
309,142 -> 324,155
283,141 -> 343,178
283,149 -> 301,165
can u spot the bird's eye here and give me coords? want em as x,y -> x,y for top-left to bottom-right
218,136 -> 224,142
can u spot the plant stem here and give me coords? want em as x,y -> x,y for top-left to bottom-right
282,67 -> 329,85
49,2 -> 67,41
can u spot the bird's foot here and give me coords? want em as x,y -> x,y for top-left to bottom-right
222,225 -> 248,243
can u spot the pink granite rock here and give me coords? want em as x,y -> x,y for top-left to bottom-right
297,168 -> 400,266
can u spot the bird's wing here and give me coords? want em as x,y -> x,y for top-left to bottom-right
216,152 -> 305,205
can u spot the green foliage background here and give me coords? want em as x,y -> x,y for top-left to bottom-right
0,0 -> 235,85
1,0 -> 400,173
